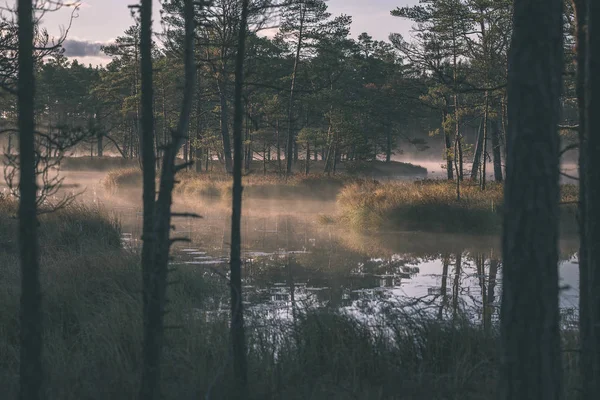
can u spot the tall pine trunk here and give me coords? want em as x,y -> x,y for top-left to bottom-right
97,127 -> 103,158
276,118 -> 281,173
218,82 -> 233,173
139,0 -> 158,397
443,108 -> 454,180
491,115 -> 503,182
499,0 -> 564,398
139,1 -> 196,398
584,0 -> 600,396
305,142 -> 310,175
230,0 -> 250,395
471,118 -> 484,180
572,1 -> 590,397
481,91 -> 489,189
18,0 -> 43,398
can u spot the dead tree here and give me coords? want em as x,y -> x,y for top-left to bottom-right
499,0 -> 564,398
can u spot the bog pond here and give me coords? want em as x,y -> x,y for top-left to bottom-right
110,195 -> 580,326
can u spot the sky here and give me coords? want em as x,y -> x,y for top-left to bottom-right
10,0 -> 419,65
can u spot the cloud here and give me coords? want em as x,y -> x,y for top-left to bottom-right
62,38 -> 110,58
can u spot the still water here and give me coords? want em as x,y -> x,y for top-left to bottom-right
112,196 -> 580,326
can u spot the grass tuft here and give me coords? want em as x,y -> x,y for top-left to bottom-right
338,180 -> 579,234
102,168 -> 143,191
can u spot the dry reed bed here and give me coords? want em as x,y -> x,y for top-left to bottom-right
103,168 -> 354,201
337,180 -> 579,234
102,167 -> 143,190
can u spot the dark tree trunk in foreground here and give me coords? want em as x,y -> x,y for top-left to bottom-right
230,0 -> 250,395
139,0 -> 158,398
149,0 -> 196,393
18,0 -> 43,399
584,0 -> 600,396
572,1 -> 590,398
499,0 -> 563,398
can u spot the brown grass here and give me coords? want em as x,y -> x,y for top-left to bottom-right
338,180 -> 579,234
0,200 -> 581,399
102,167 -> 143,190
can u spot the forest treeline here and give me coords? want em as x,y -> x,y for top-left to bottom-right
0,0 -> 581,181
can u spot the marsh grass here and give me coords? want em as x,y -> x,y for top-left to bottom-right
338,180 -> 579,234
103,167 -> 357,201
176,171 -> 356,201
0,197 -> 581,399
102,167 -> 143,190
0,199 -> 122,255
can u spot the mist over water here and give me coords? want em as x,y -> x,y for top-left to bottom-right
3,167 -> 580,325
48,169 -> 578,326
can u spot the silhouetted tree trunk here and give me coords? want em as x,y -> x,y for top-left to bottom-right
97,129 -> 103,157
499,0 -> 564,398
230,0 -> 250,395
276,118 -> 281,172
584,0 -> 600,396
218,82 -> 233,173
572,1 -> 591,397
263,143 -> 267,175
139,0 -> 158,397
195,71 -> 203,173
139,1 -> 196,399
471,118 -> 484,180
481,92 -> 489,190
17,0 -> 42,399
443,108 -> 453,180
491,116 -> 503,182
385,124 -> 392,162
305,142 -> 310,175
454,133 -> 461,200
